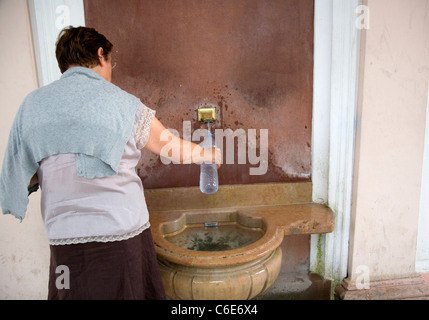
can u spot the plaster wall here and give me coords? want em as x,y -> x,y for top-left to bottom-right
0,0 -> 49,299
349,0 -> 429,281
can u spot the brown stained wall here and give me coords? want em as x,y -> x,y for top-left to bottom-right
84,0 -> 314,189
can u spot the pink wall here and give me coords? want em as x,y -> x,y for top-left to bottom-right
349,0 -> 429,281
84,0 -> 314,188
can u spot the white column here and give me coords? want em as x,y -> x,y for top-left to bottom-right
311,0 -> 362,287
416,84 -> 429,273
311,0 -> 332,205
27,0 -> 85,87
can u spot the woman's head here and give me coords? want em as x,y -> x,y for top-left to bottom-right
55,26 -> 113,73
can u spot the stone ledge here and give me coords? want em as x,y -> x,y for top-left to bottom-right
145,182 -> 313,212
335,275 -> 429,300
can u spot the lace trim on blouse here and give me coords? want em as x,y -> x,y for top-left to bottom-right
48,222 -> 150,246
47,105 -> 155,246
136,107 -> 156,149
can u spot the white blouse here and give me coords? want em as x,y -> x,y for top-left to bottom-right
37,103 -> 155,245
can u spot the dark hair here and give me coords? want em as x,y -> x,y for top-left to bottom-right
55,26 -> 113,73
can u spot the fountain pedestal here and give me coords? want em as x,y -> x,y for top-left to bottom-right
159,246 -> 282,300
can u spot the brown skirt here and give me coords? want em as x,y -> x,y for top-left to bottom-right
48,228 -> 166,300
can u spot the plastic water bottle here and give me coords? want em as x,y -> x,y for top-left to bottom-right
199,131 -> 219,194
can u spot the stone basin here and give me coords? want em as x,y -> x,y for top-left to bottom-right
163,212 -> 265,252
150,204 -> 334,300
147,183 -> 335,300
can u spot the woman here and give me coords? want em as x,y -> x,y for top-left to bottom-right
0,26 -> 220,300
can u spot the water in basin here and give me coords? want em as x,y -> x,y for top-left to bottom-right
165,223 -> 264,251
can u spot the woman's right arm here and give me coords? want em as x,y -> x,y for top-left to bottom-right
144,117 -> 221,167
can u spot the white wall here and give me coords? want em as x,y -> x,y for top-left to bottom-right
0,0 -> 49,299
28,0 -> 85,86
416,84 -> 429,273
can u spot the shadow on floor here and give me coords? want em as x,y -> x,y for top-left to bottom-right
254,272 -> 331,300
254,235 -> 332,300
